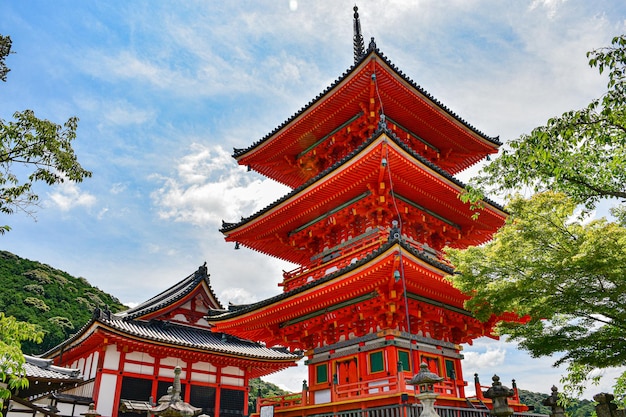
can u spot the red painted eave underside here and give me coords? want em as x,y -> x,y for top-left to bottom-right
224,135 -> 506,264
236,54 -> 499,187
208,244 -> 489,342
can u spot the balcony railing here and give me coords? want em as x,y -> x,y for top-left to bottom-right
257,374 -> 528,417
281,228 -> 451,292
257,402 -> 547,417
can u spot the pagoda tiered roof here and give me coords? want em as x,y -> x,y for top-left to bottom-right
233,44 -> 501,188
222,127 -> 506,265
207,239 -> 501,348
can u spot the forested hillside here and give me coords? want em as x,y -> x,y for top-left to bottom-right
0,250 -> 127,354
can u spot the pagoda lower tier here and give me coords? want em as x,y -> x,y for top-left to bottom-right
207,239 -> 506,351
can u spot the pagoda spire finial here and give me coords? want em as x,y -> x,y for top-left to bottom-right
353,5 -> 365,63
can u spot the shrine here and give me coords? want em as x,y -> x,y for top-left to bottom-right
42,264 -> 299,417
208,6 -> 526,415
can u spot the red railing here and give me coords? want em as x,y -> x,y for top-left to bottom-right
255,374 -> 467,413
280,228 -> 452,292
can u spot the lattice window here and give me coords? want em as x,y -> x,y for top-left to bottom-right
220,388 -> 245,416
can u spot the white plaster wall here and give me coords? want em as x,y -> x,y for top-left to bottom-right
159,357 -> 187,378
84,353 -> 92,380
192,361 -> 216,372
124,362 -> 154,375
102,345 -> 120,370
191,371 -> 216,383
314,389 -> 331,404
97,373 -> 118,417
125,351 -> 155,363
222,366 -> 243,376
90,351 -> 100,379
77,357 -> 86,375
221,376 -> 244,386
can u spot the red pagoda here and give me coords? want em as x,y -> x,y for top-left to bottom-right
209,7 -> 524,415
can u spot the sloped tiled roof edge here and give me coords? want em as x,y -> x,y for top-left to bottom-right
207,238 -> 453,322
116,264 -> 223,320
99,319 -> 299,361
23,355 -> 81,380
42,317 -> 299,362
222,127 -> 504,233
232,45 -> 500,159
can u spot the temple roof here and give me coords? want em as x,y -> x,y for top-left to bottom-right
206,238 -> 493,346
233,43 -> 501,187
23,355 -> 81,380
13,355 -> 82,398
44,316 -> 299,364
43,265 -> 300,375
115,263 -> 222,321
222,126 -> 506,264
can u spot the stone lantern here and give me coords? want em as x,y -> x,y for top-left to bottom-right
80,403 -> 101,417
407,362 -> 444,417
542,386 -> 565,417
483,375 -> 514,417
151,366 -> 202,417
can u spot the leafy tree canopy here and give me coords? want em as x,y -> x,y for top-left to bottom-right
0,34 -> 92,234
447,192 -> 626,398
463,35 -> 626,216
0,312 -> 43,416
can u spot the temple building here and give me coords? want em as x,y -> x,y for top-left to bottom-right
42,265 -> 299,417
208,6 -> 525,415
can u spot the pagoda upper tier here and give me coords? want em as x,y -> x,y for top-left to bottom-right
233,42 -> 501,188
221,128 -> 506,266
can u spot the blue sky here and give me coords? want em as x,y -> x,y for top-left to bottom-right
2,0 -> 625,396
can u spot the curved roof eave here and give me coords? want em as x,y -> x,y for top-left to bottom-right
233,46 -> 500,161
222,126 -> 505,235
207,238 -> 454,323
43,317 -> 299,362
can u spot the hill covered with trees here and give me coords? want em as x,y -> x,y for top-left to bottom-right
0,250 -> 127,354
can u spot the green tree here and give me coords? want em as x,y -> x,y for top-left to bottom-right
0,313 -> 44,417
0,34 -> 92,234
446,192 -> 626,398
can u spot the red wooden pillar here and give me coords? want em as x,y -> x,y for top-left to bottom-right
214,366 -> 222,417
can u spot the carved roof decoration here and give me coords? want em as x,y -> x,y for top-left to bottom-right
233,44 -> 501,187
353,6 -> 365,63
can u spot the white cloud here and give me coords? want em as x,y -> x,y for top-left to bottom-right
530,0 -> 568,19
151,143 -> 289,227
219,287 -> 258,305
463,345 -> 507,371
47,182 -> 96,211
102,100 -> 155,126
